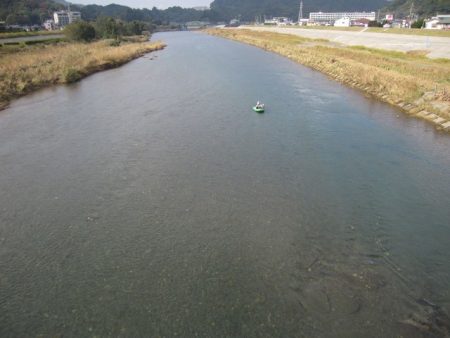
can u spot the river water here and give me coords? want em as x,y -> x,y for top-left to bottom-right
0,32 -> 449,337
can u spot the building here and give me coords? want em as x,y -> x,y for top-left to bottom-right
43,19 -> 55,30
310,12 -> 376,23
334,17 -> 351,27
53,10 -> 81,28
352,18 -> 371,27
425,15 -> 450,30
68,11 -> 81,23
264,17 -> 293,26
192,6 -> 209,11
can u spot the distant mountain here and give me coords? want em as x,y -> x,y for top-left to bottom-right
210,0 -> 390,21
382,0 -> 450,17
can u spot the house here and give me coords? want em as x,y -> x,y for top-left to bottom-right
297,18 -> 309,26
352,18 -> 370,27
43,19 -> 55,30
264,17 -> 293,26
425,15 -> 450,30
334,17 -> 351,27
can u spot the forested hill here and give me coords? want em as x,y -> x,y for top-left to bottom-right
79,4 -> 214,24
0,0 -> 65,25
0,1 -> 218,26
210,0 -> 390,21
383,0 -> 450,16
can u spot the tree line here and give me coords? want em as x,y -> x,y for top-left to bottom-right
64,17 -> 153,42
0,1 -> 220,28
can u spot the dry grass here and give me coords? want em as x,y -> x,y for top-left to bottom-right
0,38 -> 165,108
206,28 -> 450,129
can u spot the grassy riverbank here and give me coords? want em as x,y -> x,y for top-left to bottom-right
206,28 -> 450,131
0,37 -> 165,109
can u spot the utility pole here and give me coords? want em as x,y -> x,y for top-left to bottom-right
298,0 -> 303,23
409,2 -> 414,28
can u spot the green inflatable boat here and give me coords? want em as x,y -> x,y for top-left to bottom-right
253,105 -> 265,113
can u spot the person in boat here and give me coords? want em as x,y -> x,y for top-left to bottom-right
256,101 -> 264,109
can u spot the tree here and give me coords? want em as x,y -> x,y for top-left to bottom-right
411,18 -> 425,29
95,16 -> 123,39
126,21 -> 149,35
64,21 -> 96,42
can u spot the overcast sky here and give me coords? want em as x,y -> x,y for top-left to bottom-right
73,0 -> 212,9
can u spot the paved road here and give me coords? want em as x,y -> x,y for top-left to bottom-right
0,34 -> 64,43
242,26 -> 450,59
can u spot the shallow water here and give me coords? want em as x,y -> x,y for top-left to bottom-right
0,32 -> 449,337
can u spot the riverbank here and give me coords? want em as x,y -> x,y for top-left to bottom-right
206,28 -> 450,132
0,37 -> 165,110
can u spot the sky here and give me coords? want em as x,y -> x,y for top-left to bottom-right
73,0 -> 212,9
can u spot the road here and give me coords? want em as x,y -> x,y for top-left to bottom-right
0,34 -> 64,43
242,26 -> 450,59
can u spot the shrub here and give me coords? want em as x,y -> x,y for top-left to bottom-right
411,19 -> 425,29
109,39 -> 121,46
64,68 -> 82,83
65,22 -> 96,42
368,20 -> 382,27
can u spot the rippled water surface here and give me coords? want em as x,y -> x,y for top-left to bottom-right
0,32 -> 449,337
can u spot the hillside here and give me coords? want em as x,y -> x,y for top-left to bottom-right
80,4 -> 209,24
1,1 -> 214,26
0,0 -> 66,25
210,0 -> 390,21
383,0 -> 450,17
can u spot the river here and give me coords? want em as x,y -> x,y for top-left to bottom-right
0,32 -> 449,337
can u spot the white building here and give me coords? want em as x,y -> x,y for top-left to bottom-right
53,10 -> 81,28
264,17 -> 293,26
192,6 -> 209,11
43,19 -> 55,30
425,15 -> 450,30
334,17 -> 351,27
310,12 -> 376,23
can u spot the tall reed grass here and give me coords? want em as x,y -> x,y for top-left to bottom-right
0,39 -> 165,108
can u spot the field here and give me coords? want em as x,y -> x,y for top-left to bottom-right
207,28 -> 450,131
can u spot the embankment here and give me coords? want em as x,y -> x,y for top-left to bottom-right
206,28 -> 450,132
0,37 -> 165,110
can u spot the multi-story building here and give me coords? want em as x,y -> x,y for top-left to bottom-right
68,11 -> 81,23
309,12 -> 376,23
53,10 -> 81,28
